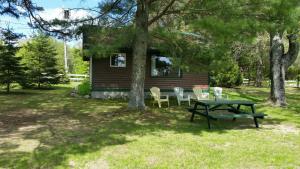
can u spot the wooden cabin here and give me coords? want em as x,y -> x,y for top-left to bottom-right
82,26 -> 209,98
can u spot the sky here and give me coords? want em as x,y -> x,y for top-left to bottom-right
0,0 -> 101,46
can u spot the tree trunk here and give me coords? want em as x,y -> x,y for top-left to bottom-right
297,75 -> 300,88
7,69 -> 10,93
255,39 -> 264,87
269,33 -> 299,106
255,58 -> 263,87
7,82 -> 10,93
128,0 -> 149,110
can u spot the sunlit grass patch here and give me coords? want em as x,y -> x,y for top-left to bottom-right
0,85 -> 300,168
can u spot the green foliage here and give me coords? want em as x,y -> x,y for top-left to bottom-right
47,38 -> 88,75
77,79 -> 91,96
0,28 -> 25,92
287,53 -> 300,79
262,0 -> 300,33
234,35 -> 270,82
0,0 -> 42,20
287,66 -> 300,80
210,58 -> 243,87
17,33 -> 60,88
49,38 -> 66,73
70,48 -> 89,74
81,25 -> 135,59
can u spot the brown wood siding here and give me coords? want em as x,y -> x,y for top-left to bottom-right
92,54 -> 208,90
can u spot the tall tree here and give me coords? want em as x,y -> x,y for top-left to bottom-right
18,34 -> 60,88
188,0 -> 300,106
0,28 -> 24,93
269,33 -> 299,106
263,1 -> 300,106
42,0 -> 180,109
70,48 -> 89,74
14,0 -> 181,109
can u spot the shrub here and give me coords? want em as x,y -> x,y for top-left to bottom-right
77,79 -> 91,96
58,72 -> 70,84
210,62 -> 243,88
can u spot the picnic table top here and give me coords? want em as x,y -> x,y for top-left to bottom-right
195,99 -> 255,106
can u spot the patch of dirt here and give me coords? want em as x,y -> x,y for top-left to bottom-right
0,123 -> 44,153
0,108 -> 49,153
84,158 -> 109,169
147,156 -> 159,166
0,109 -> 42,132
263,123 -> 300,134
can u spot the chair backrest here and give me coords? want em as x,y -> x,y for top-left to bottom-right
193,87 -> 203,99
174,87 -> 184,99
150,87 -> 160,100
213,87 -> 222,98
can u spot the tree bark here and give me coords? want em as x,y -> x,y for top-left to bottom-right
297,76 -> 300,88
7,69 -> 10,93
255,39 -> 264,87
128,0 -> 149,110
269,33 -> 299,106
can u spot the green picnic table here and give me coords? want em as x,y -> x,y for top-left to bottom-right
188,100 -> 267,129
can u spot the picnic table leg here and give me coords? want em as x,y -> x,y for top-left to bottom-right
190,112 -> 195,122
251,105 -> 259,128
190,103 -> 198,122
205,105 -> 211,129
233,104 -> 241,121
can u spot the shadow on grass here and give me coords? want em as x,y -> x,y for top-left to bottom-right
233,90 -> 268,102
0,100 -> 236,169
0,91 -> 38,96
0,86 -> 297,168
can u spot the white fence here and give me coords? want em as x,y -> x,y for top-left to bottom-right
67,74 -> 89,82
242,78 -> 250,85
242,79 -> 299,88
285,80 -> 298,87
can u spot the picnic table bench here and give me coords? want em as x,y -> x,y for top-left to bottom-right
188,100 -> 267,129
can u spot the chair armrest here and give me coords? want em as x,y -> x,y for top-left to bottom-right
182,94 -> 190,99
160,95 -> 169,99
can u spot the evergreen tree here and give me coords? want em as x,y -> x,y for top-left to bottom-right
0,28 -> 24,93
70,48 -> 88,74
19,34 -> 60,88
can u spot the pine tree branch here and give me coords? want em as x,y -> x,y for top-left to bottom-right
23,0 -> 123,37
148,0 -> 176,26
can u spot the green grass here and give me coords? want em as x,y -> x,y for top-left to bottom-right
0,85 -> 300,169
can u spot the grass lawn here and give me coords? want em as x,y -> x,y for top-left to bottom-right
0,85 -> 300,169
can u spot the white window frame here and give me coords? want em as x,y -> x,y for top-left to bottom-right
110,53 -> 126,68
150,55 -> 182,78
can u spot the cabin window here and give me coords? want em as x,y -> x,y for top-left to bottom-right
151,55 -> 181,77
110,53 -> 126,67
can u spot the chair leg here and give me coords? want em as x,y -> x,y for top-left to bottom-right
158,101 -> 161,108
178,100 -> 180,106
168,100 -> 170,107
188,99 -> 191,106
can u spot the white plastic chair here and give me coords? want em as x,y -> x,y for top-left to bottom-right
213,87 -> 228,100
150,87 -> 169,108
192,87 -> 209,100
174,87 -> 191,106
